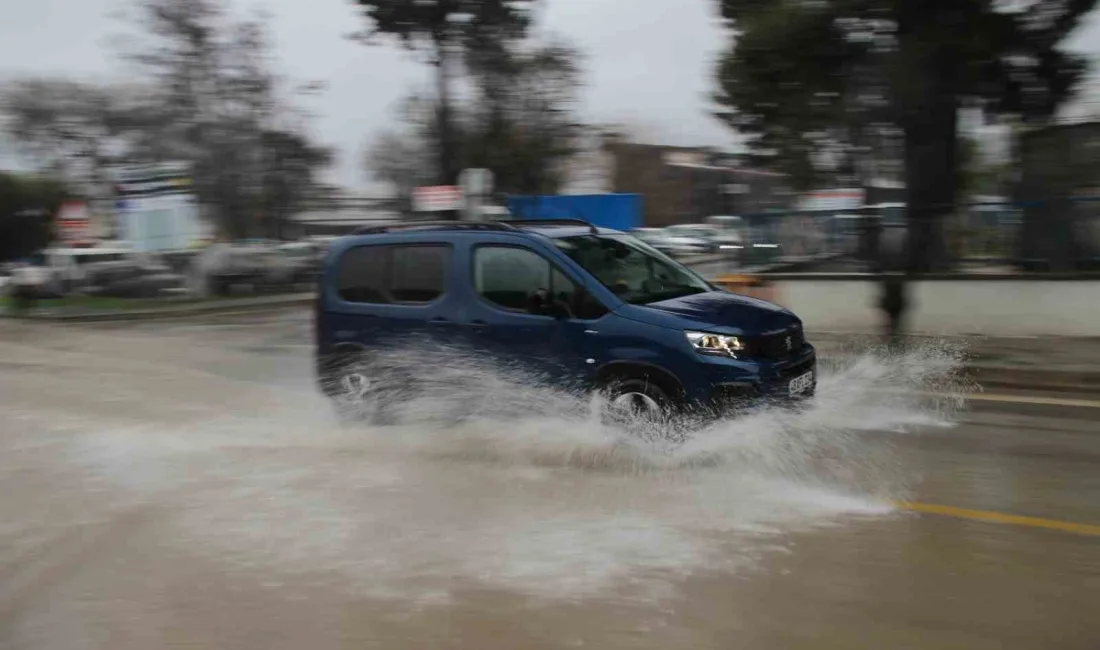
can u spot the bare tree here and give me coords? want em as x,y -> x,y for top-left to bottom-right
1,79 -> 134,199
117,0 -> 330,237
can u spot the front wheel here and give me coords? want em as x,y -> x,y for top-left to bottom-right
601,378 -> 674,427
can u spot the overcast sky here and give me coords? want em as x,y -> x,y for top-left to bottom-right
1,0 -> 1098,192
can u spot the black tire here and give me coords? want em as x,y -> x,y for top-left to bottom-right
601,376 -> 674,426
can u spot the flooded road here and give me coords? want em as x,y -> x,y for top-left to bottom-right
1,311 -> 1097,649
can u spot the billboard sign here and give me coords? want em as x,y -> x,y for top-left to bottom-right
799,188 -> 865,212
112,162 -> 207,252
56,201 -> 93,245
412,185 -> 463,212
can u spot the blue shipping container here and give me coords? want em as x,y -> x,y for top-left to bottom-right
506,194 -> 642,232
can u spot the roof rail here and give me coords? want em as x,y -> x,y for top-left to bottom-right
500,218 -> 599,234
352,221 -> 518,236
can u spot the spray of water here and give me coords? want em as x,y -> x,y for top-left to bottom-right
319,337 -> 975,478
3,337 -> 976,612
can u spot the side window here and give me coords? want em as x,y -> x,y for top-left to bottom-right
474,246 -> 549,311
335,244 -> 450,305
551,266 -> 608,321
391,245 -> 448,303
336,246 -> 388,304
574,288 -> 609,320
474,245 -> 609,319
549,267 -> 576,310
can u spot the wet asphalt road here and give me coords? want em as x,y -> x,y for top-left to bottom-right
0,310 -> 1097,650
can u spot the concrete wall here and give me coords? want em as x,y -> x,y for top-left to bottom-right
763,279 -> 1100,337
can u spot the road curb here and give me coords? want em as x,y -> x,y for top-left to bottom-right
4,294 -> 315,323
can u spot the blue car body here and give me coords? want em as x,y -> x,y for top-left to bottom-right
314,221 -> 815,414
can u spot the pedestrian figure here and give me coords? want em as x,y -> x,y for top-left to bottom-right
879,272 -> 908,350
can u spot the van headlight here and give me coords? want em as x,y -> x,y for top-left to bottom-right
685,331 -> 746,358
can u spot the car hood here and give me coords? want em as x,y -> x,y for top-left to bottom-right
616,290 -> 799,336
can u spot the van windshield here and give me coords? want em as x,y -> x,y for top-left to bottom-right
554,234 -> 713,305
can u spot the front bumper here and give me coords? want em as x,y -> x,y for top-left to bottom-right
697,346 -> 817,412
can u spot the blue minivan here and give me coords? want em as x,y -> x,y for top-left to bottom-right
314,220 -> 815,420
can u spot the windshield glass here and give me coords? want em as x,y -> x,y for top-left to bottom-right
555,234 -> 713,305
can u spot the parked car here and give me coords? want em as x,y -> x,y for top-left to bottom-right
83,253 -> 186,298
4,258 -> 59,304
664,224 -> 725,253
41,247 -> 132,294
191,241 -> 299,296
277,241 -> 325,284
314,219 -> 816,423
631,228 -> 710,257
704,216 -> 748,256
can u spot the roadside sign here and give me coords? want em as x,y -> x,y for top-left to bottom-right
111,161 -> 203,252
56,201 -> 93,244
412,185 -> 463,212
459,168 -> 493,197
800,188 -> 865,212
459,169 -> 494,221
664,151 -> 707,167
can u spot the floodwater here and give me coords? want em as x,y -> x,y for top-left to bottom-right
1,313 -> 1096,649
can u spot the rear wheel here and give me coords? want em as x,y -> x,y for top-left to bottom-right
325,353 -> 411,426
325,354 -> 374,424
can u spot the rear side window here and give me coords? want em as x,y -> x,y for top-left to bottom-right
390,246 -> 448,302
335,244 -> 450,304
335,246 -> 388,303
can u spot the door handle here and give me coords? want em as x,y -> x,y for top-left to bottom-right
465,319 -> 488,330
429,317 -> 451,324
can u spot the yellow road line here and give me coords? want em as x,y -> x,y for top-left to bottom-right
895,501 -> 1100,536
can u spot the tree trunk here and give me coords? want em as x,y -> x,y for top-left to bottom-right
434,44 -> 459,187
902,96 -> 957,272
896,6 -> 960,273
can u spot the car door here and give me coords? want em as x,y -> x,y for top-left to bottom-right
462,240 -> 605,390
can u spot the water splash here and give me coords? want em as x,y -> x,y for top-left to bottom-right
6,338 -> 974,609
319,338 -> 975,477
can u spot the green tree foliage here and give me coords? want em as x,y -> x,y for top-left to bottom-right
463,39 -> 582,195
353,0 -> 536,185
1,0 -> 332,241
0,173 -> 70,263
1,79 -> 138,201
364,37 -> 583,202
714,0 -> 1096,270
257,128 -> 333,239
365,94 -> 437,215
122,0 -> 332,238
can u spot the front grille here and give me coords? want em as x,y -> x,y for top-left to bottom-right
778,355 -> 815,381
751,325 -> 805,360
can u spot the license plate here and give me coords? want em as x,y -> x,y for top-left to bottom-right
789,371 -> 814,396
